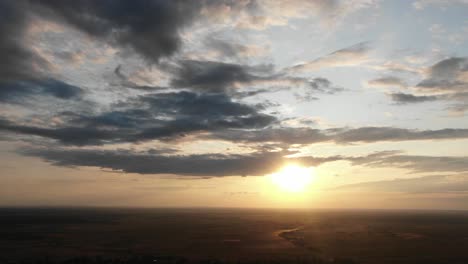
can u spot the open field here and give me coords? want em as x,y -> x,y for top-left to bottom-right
1,208 -> 468,264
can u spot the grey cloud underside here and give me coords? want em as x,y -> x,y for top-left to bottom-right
209,126 -> 468,145
21,148 -> 339,177
171,60 -> 262,93
32,0 -> 202,63
3,109 -> 468,146
169,60 -> 341,95
417,57 -> 468,95
20,148 -> 468,176
389,93 -> 439,104
1,0 -> 467,179
30,0 -> 272,63
381,57 -> 468,109
0,91 -> 277,145
0,1 -> 46,82
0,79 -> 83,102
349,151 -> 468,173
0,1 -> 83,103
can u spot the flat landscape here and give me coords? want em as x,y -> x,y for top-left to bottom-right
1,208 -> 468,264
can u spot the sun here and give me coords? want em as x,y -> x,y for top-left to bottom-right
270,164 -> 315,192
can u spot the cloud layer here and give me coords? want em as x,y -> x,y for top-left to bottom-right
0,0 -> 466,184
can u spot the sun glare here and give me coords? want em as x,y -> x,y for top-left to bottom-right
270,164 -> 315,192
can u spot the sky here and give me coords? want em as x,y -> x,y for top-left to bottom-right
1,0 -> 468,209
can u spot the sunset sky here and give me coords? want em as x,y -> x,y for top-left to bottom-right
1,0 -> 468,209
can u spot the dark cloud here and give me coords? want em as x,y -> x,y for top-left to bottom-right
33,0 -> 203,63
0,1 -> 47,82
170,60 -> 342,97
0,118 -> 117,146
308,77 -> 342,93
389,93 -> 439,104
20,148 -> 340,177
0,79 -> 84,102
0,1 -> 85,103
209,126 -> 468,145
416,57 -> 468,92
4,99 -> 468,148
427,57 -> 467,80
0,91 -> 277,145
19,146 -> 468,177
171,60 -> 258,93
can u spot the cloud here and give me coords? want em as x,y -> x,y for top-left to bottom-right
203,37 -> 269,59
380,57 -> 468,112
308,77 -> 343,93
170,60 -> 342,96
0,1 -> 48,82
368,76 -> 407,88
5,107 -> 468,147
0,1 -> 85,103
333,174 -> 468,193
0,79 -> 83,103
32,0 -> 373,63
333,127 -> 468,143
113,65 -> 166,91
195,0 -> 378,31
171,60 -> 262,93
0,118 -> 117,146
20,148 -> 340,177
416,57 -> 468,114
415,57 -> 468,112
288,42 -> 371,72
389,93 -> 439,104
33,0 -> 205,63
349,151 -> 468,173
0,91 -> 277,145
18,147 -> 468,177
209,126 -> 468,145
413,0 -> 468,9
417,57 -> 468,92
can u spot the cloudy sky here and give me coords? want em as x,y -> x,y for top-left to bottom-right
1,0 -> 468,209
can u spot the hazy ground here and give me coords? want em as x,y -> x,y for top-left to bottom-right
1,208 -> 468,264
